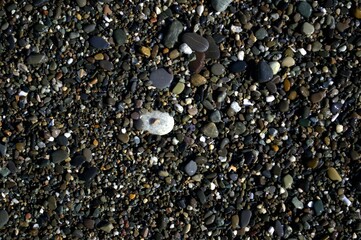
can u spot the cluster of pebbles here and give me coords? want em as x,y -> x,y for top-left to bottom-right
0,0 -> 361,239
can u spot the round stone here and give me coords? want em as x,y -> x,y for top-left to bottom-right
164,20 -> 183,48
255,28 -> 268,40
256,61 -> 273,83
140,111 -> 174,135
113,29 -> 127,45
0,210 -> 9,228
89,36 -> 109,49
281,57 -> 295,67
297,1 -> 312,18
211,63 -> 225,75
283,174 -> 293,189
150,68 -> 174,89
191,73 -> 207,86
302,22 -> 315,35
202,123 -> 219,138
269,61 -> 280,74
184,160 -> 197,176
229,61 -> 247,73
279,100 -> 289,112
182,33 -> 209,52
26,53 -> 48,65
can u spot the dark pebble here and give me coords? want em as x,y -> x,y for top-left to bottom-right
89,36 -> 109,49
279,100 -> 289,112
196,189 -> 207,204
182,33 -> 209,52
0,144 -> 7,156
188,52 -> 205,73
149,68 -> 174,89
314,200 -> 324,216
51,149 -> 68,163
80,167 -> 98,182
240,210 -> 252,228
56,135 -> 68,146
84,219 -> 95,229
71,155 -> 86,167
297,1 -> 312,18
229,61 -> 247,73
211,63 -> 225,75
275,220 -> 284,237
0,210 -> 9,228
205,36 -> 220,59
164,20 -> 183,48
83,24 -> 96,33
256,61 -> 273,83
99,60 -> 114,71
113,29 -> 127,45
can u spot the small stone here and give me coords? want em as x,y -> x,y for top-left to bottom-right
205,36 -> 220,59
182,33 -> 209,52
117,133 -> 129,143
76,0 -> 87,7
188,52 -> 205,73
211,0 -> 232,12
185,160 -> 197,176
172,82 -> 185,94
283,174 -> 293,189
179,43 -> 193,55
80,167 -> 98,182
89,36 -> 109,49
327,167 -> 342,181
292,197 -> 304,209
354,7 -> 361,19
302,22 -> 315,35
0,144 -> 7,156
275,220 -> 284,237
229,61 -> 247,73
100,222 -> 114,233
140,111 -> 174,135
256,61 -> 273,83
310,91 -> 325,103
269,61 -> 280,74
297,1 -> 312,18
99,60 -> 114,71
0,210 -> 9,228
150,68 -> 174,89
330,102 -> 342,114
307,158 -> 319,169
255,28 -> 268,40
26,53 -> 48,65
139,46 -> 151,57
48,196 -> 57,211
240,210 -> 252,228
231,215 -> 239,229
279,100 -> 289,112
230,101 -> 242,113
83,24 -> 96,33
210,110 -> 222,123
336,124 -> 343,133
202,123 -> 219,138
113,29 -> 127,45
281,57 -> 295,67
191,74 -> 207,86
84,219 -> 95,229
313,200 -> 324,216
211,63 -> 225,75
51,149 -> 68,163
164,20 -> 183,48
169,49 -> 180,59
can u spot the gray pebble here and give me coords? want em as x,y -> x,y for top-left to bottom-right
313,200 -> 324,216
210,110 -> 222,123
164,20 -> 183,48
182,33 -> 209,52
211,0 -> 232,12
211,63 -> 225,76
51,149 -> 68,163
0,144 -> 7,156
255,28 -> 268,40
76,0 -> 87,7
26,53 -> 48,65
257,61 -> 273,83
113,29 -> 127,45
202,123 -> 219,138
0,210 -> 9,228
89,36 -> 109,49
275,220 -> 284,237
297,1 -> 312,18
240,209 -> 252,228
185,160 -> 197,176
150,68 -> 174,89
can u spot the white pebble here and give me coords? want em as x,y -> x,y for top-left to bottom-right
174,103 -> 184,113
298,48 -> 307,55
67,58 -> 74,65
196,5 -> 204,16
230,101 -> 242,113
231,25 -> 242,33
237,51 -> 244,61
269,61 -> 280,74
266,95 -> 275,102
179,43 -> 192,55
336,124 -> 343,133
268,226 -> 275,235
243,99 -> 253,106
140,111 -> 174,135
341,195 -> 351,206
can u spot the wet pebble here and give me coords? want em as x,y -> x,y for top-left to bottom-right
51,149 -> 68,164
211,0 -> 232,12
256,61 -> 273,83
313,200 -> 324,216
211,63 -> 225,75
191,73 -> 207,86
182,33 -> 209,52
89,36 -> 109,49
327,167 -> 342,181
164,20 -> 183,48
229,61 -> 247,73
149,68 -> 174,89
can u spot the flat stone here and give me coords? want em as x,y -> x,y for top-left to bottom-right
283,174 -> 293,189
150,68 -> 173,89
0,210 -> 9,228
302,22 -> 315,35
80,167 -> 98,182
185,160 -> 197,176
229,61 -> 247,73
164,20 -> 183,48
182,33 -> 209,52
282,57 -> 295,67
0,144 -> 6,156
188,52 -> 205,73
327,167 -> 342,181
257,61 -> 273,83
205,36 -> 220,59
240,210 -> 252,228
71,155 -> 86,167
297,1 -> 312,18
269,61 -> 280,74
172,82 -> 185,94
51,149 -> 68,163
255,28 -> 268,40
140,111 -> 174,135
279,100 -> 289,112
211,0 -> 232,12
48,196 -> 57,211
310,91 -> 325,103
89,36 -> 109,49
99,60 -> 114,71
113,29 -> 127,45
292,197 -> 304,209
275,220 -> 284,237
191,73 -> 207,86
313,200 -> 324,216
211,63 -> 225,75
26,53 -> 48,65
202,123 -> 219,138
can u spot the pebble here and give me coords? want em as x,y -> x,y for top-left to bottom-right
275,220 -> 284,237
211,0 -> 232,12
269,61 -> 280,74
230,101 -> 242,113
139,46 -> 151,57
172,82 -> 185,94
84,219 -> 95,229
179,43 -> 193,55
89,36 -> 109,49
76,0 -> 86,7
184,160 -> 197,176
182,33 -> 209,52
149,68 -> 174,89
99,60 -> 114,71
205,36 -> 220,59
0,144 -> 7,156
26,53 -> 48,65
139,111 -> 174,135
354,7 -> 361,19
257,61 -> 274,83
0,210 -> 9,228
310,91 -> 325,103
281,57 -> 295,67
231,214 -> 239,228
336,124 -> 343,133
292,197 -> 304,209
191,73 -> 207,86
327,167 -> 342,181
117,133 -> 130,143
211,63 -> 225,75
80,167 -> 98,182
297,1 -> 312,18
313,200 -> 324,216
164,20 -> 183,48
302,22 -> 315,35
279,100 -> 289,112
188,52 -> 205,73
229,61 -> 247,73
255,28 -> 268,40
202,123 -> 219,138
240,210 -> 252,228
210,110 -> 222,123
113,29 -> 127,45
51,149 -> 68,164
283,174 -> 293,189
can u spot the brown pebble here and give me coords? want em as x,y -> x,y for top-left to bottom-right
140,46 -> 151,57
299,86 -> 310,97
191,73 -> 207,86
327,167 -> 342,181
310,91 -> 326,103
354,7 -> 361,19
288,90 -> 297,100
169,50 -> 180,59
307,158 -> 319,169
283,79 -> 291,92
188,52 -> 205,73
94,53 -> 104,60
117,133 -> 130,143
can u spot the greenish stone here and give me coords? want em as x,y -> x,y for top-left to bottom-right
172,82 -> 185,94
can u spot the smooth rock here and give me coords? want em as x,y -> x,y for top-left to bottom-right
292,197 -> 304,209
255,28 -> 268,40
140,111 -> 174,135
76,0 -> 87,7
283,174 -> 293,189
202,123 -> 219,138
172,82 -> 185,94
205,36 -> 220,59
26,53 -> 48,65
297,1 -> 312,18
282,57 -> 295,67
310,91 -> 325,103
211,63 -> 225,75
0,144 -> 6,156
80,167 -> 98,182
0,210 -> 9,228
275,220 -> 284,237
182,33 -> 209,52
185,160 -> 197,176
313,200 -> 324,216
164,20 -> 183,48
150,68 -> 174,89
279,100 -> 289,112
257,61 -> 273,83
210,110 -> 221,123
51,149 -> 68,163
211,0 -> 232,12
240,210 -> 252,228
327,167 -> 342,181
269,61 -> 280,74
113,29 -> 127,45
89,36 -> 109,49
99,60 -> 114,71
231,215 -> 239,229
191,73 -> 207,86
229,61 -> 247,73
188,52 -> 205,73
302,22 -> 315,35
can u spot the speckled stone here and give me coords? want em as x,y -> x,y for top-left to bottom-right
202,123 -> 219,138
